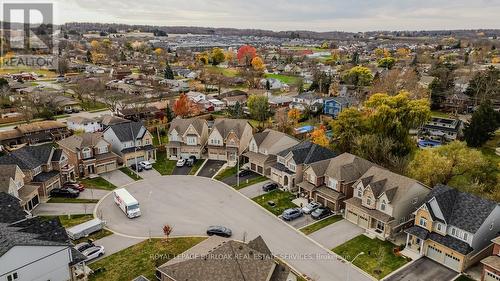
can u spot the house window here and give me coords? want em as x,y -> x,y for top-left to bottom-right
366,198 -> 371,206
98,146 -> 108,154
381,200 -> 386,211
357,189 -> 362,197
82,148 -> 91,159
289,163 -> 296,172
419,217 -> 427,227
7,272 -> 18,281
436,223 -> 442,231
144,138 -> 151,145
463,232 -> 468,241
187,136 -> 197,145
328,178 -> 338,190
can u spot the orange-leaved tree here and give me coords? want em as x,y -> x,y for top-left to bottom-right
310,126 -> 329,147
173,93 -> 190,117
287,108 -> 301,125
237,45 -> 257,66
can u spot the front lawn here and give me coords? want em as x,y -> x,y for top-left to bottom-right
152,151 -> 176,175
152,133 -> 168,146
119,167 -> 142,181
300,215 -> 343,235
252,189 -> 297,216
81,177 -> 117,191
80,99 -> 107,111
88,237 -> 206,281
332,235 -> 410,279
73,228 -> 113,244
214,166 -> 237,180
232,175 -> 267,190
58,214 -> 94,228
265,73 -> 301,85
47,197 -> 99,204
188,159 -> 206,175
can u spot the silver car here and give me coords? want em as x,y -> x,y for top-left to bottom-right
302,202 -> 321,214
82,245 -> 105,261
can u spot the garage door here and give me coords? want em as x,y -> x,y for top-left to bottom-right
444,253 -> 460,271
127,156 -> 144,166
485,270 -> 500,281
359,215 -> 369,228
97,162 -> 117,174
96,164 -> 106,174
346,209 -> 358,224
427,245 -> 443,262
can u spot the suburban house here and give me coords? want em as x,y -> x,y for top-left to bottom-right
0,144 -> 74,198
298,153 -> 377,212
481,236 -> 500,281
155,236 -> 297,281
207,119 -> 253,167
58,132 -> 119,178
103,121 -> 156,166
66,116 -> 101,133
243,129 -> 299,176
219,90 -> 248,106
270,141 -> 337,192
0,120 -> 70,148
344,166 -> 431,240
420,117 -> 463,141
289,92 -> 323,113
0,192 -> 88,281
166,117 -> 209,159
404,185 -> 500,272
323,96 -> 353,118
0,164 -> 39,211
98,114 -> 130,130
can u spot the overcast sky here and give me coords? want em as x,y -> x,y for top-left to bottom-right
6,0 -> 500,32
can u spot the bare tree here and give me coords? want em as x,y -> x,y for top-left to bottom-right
162,224 -> 173,243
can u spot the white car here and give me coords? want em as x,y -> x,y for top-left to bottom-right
82,245 -> 105,261
176,158 -> 186,167
302,202 -> 321,214
139,161 -> 152,170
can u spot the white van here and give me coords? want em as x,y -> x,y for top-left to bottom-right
113,188 -> 141,218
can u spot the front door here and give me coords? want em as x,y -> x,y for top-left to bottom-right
87,165 -> 95,174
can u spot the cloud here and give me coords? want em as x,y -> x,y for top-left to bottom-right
51,0 -> 500,31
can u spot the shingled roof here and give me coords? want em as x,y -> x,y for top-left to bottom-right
213,119 -> 251,139
426,184 -> 498,234
324,153 -> 377,183
0,144 -> 55,170
277,140 -> 337,165
57,132 -> 105,152
106,121 -> 146,142
168,117 -> 207,136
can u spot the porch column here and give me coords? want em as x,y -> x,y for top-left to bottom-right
419,239 -> 424,255
405,234 -> 410,247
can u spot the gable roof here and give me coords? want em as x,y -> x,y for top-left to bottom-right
426,184 -> 498,233
106,121 -> 146,142
0,144 -> 55,170
277,140 -> 337,165
213,119 -> 252,140
168,117 -> 207,136
15,120 -> 66,134
323,153 -> 377,182
58,132 -> 105,152
253,129 -> 298,152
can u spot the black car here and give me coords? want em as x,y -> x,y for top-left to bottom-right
237,169 -> 252,177
186,156 -> 196,167
50,188 -> 79,198
262,182 -> 278,192
206,225 -> 232,237
311,207 -> 332,220
130,164 -> 143,172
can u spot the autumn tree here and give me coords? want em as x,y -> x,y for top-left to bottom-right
377,57 -> 396,70
251,56 -> 265,72
331,108 -> 367,153
287,108 -> 301,125
173,93 -> 190,117
342,66 -> 373,87
237,45 -> 257,66
310,126 -> 329,147
162,224 -> 173,243
210,48 -> 226,66
247,95 -> 269,125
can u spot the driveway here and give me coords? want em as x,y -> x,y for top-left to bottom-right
141,168 -> 161,178
96,176 -> 371,281
172,164 -> 191,175
197,160 -> 225,178
308,219 -> 364,249
33,203 -> 96,216
78,189 -> 110,200
89,234 -> 145,263
286,214 -> 319,229
101,170 -> 135,187
222,170 -> 260,186
239,180 -> 272,198
384,257 -> 458,281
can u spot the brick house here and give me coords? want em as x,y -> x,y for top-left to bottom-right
166,117 -> 209,160
481,236 -> 500,281
0,164 -> 39,211
207,119 -> 253,167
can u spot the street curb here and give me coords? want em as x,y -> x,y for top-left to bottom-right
193,159 -> 208,176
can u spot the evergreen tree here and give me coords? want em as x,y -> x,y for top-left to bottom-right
464,100 -> 500,147
164,63 -> 174,80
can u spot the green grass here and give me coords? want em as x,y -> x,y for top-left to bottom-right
81,177 -> 117,191
232,175 -> 268,190
252,189 -> 297,216
119,167 -> 142,181
300,215 -> 343,235
73,228 -> 113,244
152,151 -> 176,175
188,159 -> 206,175
89,237 -> 206,281
205,65 -> 239,77
152,133 -> 168,146
57,214 -> 94,228
265,73 -> 301,85
430,110 -> 451,118
332,235 -> 410,279
47,197 -> 99,204
214,166 -> 238,180
81,100 -> 107,111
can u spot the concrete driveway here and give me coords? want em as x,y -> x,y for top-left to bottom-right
78,189 -> 110,200
89,234 -> 145,263
33,203 -> 96,216
100,170 -> 135,187
96,176 -> 371,281
239,180 -> 272,198
197,160 -> 225,178
308,219 -> 364,249
222,170 -> 260,186
384,257 -> 458,281
141,168 -> 161,178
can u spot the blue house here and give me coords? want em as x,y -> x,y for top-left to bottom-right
323,96 -> 352,118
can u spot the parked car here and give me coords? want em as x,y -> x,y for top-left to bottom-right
186,158 -> 195,167
281,208 -> 303,221
63,182 -> 85,192
311,207 -> 332,220
50,188 -> 79,198
130,163 -> 143,172
176,158 -> 186,167
75,241 -> 94,252
262,182 -> 278,192
82,245 -> 105,261
302,202 -> 321,214
206,225 -> 232,237
139,161 -> 153,170
237,169 -> 252,177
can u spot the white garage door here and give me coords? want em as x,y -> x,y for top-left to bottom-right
444,253 -> 460,271
346,209 -> 358,224
485,270 -> 500,281
426,245 -> 443,262
359,216 -> 369,228
96,164 -> 106,174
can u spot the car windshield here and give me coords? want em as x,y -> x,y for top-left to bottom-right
128,204 -> 140,211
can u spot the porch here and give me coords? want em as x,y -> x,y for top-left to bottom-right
345,197 -> 393,240
270,163 -> 297,191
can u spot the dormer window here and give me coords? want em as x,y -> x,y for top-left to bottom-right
366,197 -> 372,206
419,217 -> 427,227
381,200 -> 386,211
357,189 -> 362,197
82,148 -> 91,159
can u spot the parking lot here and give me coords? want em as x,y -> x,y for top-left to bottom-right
197,160 -> 225,178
